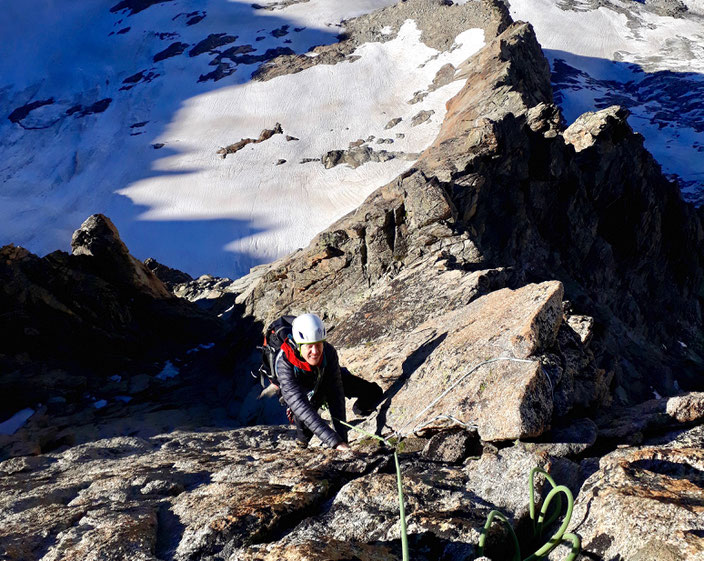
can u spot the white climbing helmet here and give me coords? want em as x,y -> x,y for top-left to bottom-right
291,313 -> 327,345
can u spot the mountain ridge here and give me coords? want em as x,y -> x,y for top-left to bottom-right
1,2 -> 704,559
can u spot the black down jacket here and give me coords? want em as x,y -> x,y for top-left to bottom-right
275,339 -> 347,447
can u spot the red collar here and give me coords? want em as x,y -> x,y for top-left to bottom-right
281,340 -> 312,371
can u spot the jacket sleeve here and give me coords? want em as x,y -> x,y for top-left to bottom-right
275,350 -> 342,448
324,345 -> 348,443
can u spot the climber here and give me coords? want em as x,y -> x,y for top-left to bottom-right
274,313 -> 351,450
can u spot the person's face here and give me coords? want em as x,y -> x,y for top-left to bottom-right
300,342 -> 324,366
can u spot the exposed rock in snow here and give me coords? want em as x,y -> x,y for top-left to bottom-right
321,145 -> 419,169
384,117 -> 403,129
217,123 -> 284,158
410,109 -> 435,125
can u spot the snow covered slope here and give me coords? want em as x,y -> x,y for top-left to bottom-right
0,0 -> 485,277
508,0 -> 704,204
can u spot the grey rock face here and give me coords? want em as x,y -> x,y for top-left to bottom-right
229,21 -> 702,458
464,443 -> 581,521
549,442 -> 704,561
596,392 -> 704,445
0,427 -> 513,561
529,418 -> 598,457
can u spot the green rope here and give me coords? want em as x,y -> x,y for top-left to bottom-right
479,511 -> 521,561
529,468 -> 562,536
339,419 -> 409,561
478,467 -> 580,561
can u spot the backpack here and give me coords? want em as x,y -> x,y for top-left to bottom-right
252,315 -> 296,388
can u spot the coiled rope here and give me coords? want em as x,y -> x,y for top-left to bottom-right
335,355 -> 578,561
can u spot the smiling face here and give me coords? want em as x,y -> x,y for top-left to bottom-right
300,342 -> 324,366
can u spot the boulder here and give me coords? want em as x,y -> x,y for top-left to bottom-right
340,282 -> 563,442
666,391 -> 704,423
421,428 -> 481,463
549,442 -> 704,561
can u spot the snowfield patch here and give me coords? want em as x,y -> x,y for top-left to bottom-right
1,0 -> 488,278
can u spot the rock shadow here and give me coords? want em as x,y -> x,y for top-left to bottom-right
629,458 -> 704,491
155,503 -> 186,561
545,48 -> 704,205
375,332 -> 447,437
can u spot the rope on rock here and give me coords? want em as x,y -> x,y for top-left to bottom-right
412,413 -> 478,435
394,356 -> 539,439
333,355 -> 579,561
478,467 -> 581,561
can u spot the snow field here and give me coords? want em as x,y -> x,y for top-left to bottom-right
1,0 -> 484,277
123,22 -> 485,270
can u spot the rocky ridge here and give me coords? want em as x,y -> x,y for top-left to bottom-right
0,215 -> 236,458
2,1 -> 704,560
230,20 -> 704,407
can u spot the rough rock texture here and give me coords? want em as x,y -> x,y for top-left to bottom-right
3,423 -> 704,561
421,428 -> 480,463
70,215 -> 171,299
666,391 -> 704,423
549,432 -> 704,561
217,123 -> 283,158
340,281 -> 563,442
464,443 -> 582,522
0,427 -> 513,561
